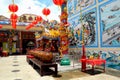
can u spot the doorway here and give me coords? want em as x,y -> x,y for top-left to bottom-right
22,39 -> 35,54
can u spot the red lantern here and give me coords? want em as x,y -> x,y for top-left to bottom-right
36,16 -> 42,22
0,25 -> 2,29
53,0 -> 65,6
11,19 -> 17,23
42,8 -> 50,16
8,4 -> 18,12
11,18 -> 17,29
12,22 -> 16,29
10,13 -> 18,20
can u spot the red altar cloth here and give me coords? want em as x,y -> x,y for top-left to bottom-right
85,59 -> 106,66
80,59 -> 106,72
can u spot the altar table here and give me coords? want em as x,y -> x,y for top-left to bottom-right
80,59 -> 106,73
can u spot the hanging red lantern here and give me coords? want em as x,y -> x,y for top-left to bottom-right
11,19 -> 17,23
0,25 -> 2,29
8,4 -> 18,12
12,22 -> 16,29
10,13 -> 18,20
11,18 -> 17,30
42,8 -> 51,16
36,16 -> 42,22
53,0 -> 65,6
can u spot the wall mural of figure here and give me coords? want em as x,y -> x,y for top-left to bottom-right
68,8 -> 98,47
99,0 -> 120,47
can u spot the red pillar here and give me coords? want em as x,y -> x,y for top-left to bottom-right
81,44 -> 86,71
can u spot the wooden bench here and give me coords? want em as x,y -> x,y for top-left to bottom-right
27,58 -> 58,76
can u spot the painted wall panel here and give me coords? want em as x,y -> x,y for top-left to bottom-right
68,0 -> 120,70
68,8 -> 98,47
68,0 -> 96,18
99,0 -> 120,47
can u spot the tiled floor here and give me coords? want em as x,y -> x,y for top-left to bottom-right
0,55 -> 120,80
0,56 -> 40,80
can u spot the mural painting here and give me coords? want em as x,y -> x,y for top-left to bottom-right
68,8 -> 98,47
67,0 -> 96,18
99,0 -> 120,47
74,0 -> 96,14
67,0 -> 74,17
67,0 -> 120,70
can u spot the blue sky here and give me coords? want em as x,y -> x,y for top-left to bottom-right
0,0 -> 61,22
